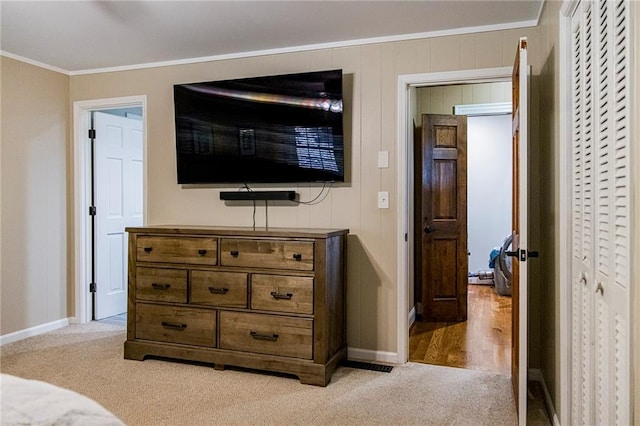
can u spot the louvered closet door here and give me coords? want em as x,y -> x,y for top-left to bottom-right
569,1 -> 631,424
570,3 -> 595,423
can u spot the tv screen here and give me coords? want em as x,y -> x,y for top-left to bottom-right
174,69 -> 344,184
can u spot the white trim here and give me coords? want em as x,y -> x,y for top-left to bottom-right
631,3 -> 639,425
558,3 -> 576,426
454,102 -> 512,116
347,347 -> 398,365
560,0 -> 581,17
396,66 -> 513,367
0,319 -> 69,346
73,96 -> 148,324
535,0 -> 547,25
0,50 -> 70,75
65,22 -> 536,75
528,368 -> 561,426
398,67 -> 513,89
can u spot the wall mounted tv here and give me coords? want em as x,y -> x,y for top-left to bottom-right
174,69 -> 344,184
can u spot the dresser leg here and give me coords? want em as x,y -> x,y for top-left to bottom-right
298,372 -> 329,387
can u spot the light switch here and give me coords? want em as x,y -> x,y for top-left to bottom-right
378,151 -> 389,168
378,191 -> 389,209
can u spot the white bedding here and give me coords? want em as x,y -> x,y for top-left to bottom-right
1,374 -> 124,425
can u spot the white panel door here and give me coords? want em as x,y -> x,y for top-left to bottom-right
94,111 -> 143,320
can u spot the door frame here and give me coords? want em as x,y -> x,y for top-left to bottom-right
396,66 -> 513,361
72,96 -> 148,324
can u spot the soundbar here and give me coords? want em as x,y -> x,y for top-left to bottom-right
220,191 -> 297,201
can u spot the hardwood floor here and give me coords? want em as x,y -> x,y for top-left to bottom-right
409,284 -> 511,375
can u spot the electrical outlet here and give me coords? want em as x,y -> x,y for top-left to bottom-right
378,191 -> 389,209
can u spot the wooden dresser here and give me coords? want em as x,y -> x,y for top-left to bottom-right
124,225 -> 348,386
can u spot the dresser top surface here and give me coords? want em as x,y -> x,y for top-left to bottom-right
125,225 -> 349,239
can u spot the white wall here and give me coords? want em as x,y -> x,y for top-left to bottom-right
467,114 -> 512,274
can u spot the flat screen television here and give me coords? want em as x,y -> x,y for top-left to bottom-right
174,69 -> 344,184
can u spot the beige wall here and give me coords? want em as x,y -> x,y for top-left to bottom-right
0,56 -> 69,335
535,0 -> 561,417
69,26 -> 541,355
417,82 -> 512,115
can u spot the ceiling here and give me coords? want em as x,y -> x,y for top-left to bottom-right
0,1 -> 544,75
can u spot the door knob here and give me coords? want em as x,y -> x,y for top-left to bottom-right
595,282 -> 604,296
424,225 -> 438,233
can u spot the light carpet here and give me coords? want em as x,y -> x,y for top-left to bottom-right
0,322 -> 517,425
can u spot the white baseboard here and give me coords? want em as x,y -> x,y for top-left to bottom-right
0,318 -> 69,346
408,306 -> 416,327
348,347 -> 398,364
528,368 -> 560,426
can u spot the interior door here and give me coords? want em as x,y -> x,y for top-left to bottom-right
511,37 -> 529,424
420,114 -> 468,322
94,111 -> 143,320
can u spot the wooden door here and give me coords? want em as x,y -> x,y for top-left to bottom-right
511,37 -> 528,425
420,114 -> 468,322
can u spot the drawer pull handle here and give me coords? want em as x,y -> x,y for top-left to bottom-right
143,247 -> 153,253
250,331 -> 279,342
270,291 -> 293,300
198,249 -> 207,256
230,250 -> 239,257
151,283 -> 171,290
293,253 -> 302,261
161,322 -> 187,330
208,287 -> 229,295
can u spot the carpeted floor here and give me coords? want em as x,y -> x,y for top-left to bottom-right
0,322 -> 517,425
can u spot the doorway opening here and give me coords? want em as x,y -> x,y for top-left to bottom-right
73,96 -> 147,324
397,55 -> 529,423
409,85 -> 513,375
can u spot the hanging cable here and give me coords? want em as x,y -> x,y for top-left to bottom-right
294,182 -> 332,205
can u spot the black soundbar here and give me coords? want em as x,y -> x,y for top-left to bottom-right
220,191 -> 297,201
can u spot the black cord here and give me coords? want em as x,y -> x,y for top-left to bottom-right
238,184 -> 256,229
253,201 -> 257,229
238,182 -> 331,229
295,182 -> 331,205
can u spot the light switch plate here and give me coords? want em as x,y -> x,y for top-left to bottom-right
378,191 -> 389,209
378,151 -> 389,168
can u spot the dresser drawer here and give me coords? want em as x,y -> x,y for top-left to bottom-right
251,274 -> 313,314
190,270 -> 248,308
220,239 -> 314,271
136,236 -> 217,265
136,267 -> 187,303
219,312 -> 312,359
135,303 -> 216,347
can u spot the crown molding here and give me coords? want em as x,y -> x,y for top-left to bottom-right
0,50 -> 70,75
3,18 -> 539,76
